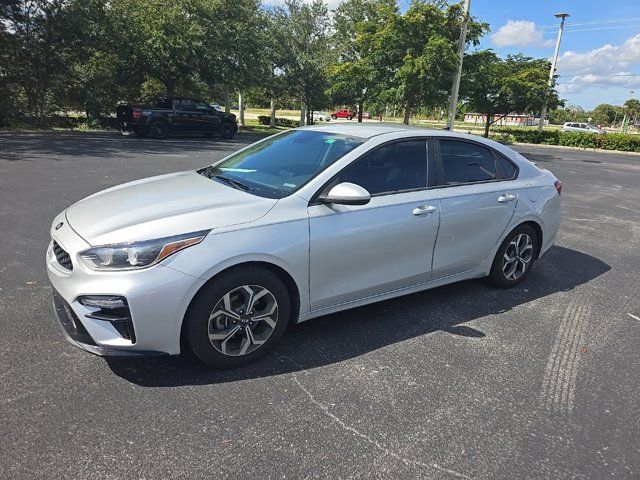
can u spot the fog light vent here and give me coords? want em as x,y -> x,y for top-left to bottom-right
78,295 -> 136,343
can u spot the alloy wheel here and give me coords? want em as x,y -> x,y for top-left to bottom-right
502,233 -> 534,280
207,285 -> 278,356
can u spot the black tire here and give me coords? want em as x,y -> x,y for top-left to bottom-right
149,121 -> 168,139
220,122 -> 236,139
347,115 -> 353,120
185,267 -> 291,368
331,114 -> 337,120
489,224 -> 538,288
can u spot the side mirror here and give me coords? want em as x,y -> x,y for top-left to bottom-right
319,182 -> 371,206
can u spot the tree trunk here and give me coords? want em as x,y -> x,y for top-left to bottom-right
357,103 -> 363,123
269,98 -> 276,129
164,79 -> 174,98
484,113 -> 491,138
238,92 -> 245,126
299,102 -> 306,126
403,101 -> 411,125
224,86 -> 231,114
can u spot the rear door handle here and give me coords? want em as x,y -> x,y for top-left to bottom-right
412,205 -> 437,216
498,193 -> 517,203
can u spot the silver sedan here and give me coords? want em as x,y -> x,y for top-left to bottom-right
47,124 -> 561,367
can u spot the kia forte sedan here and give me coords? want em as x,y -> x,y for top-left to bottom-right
47,125 -> 561,367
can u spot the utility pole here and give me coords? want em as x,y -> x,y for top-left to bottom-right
445,0 -> 471,131
538,13 -> 569,132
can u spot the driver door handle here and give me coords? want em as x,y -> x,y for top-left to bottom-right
498,193 -> 517,203
412,205 -> 437,216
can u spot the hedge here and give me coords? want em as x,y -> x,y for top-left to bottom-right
257,115 -> 300,128
491,128 -> 640,152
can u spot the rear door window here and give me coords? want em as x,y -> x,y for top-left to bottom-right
437,140 -> 497,184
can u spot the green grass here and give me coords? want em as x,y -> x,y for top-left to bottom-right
238,118 -> 289,135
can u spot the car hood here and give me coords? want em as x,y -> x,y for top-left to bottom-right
65,170 -> 277,246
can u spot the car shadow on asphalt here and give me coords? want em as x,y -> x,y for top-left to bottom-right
0,131 -> 266,161
105,246 -> 610,386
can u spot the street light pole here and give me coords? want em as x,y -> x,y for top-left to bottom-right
538,13 -> 569,132
445,0 -> 471,131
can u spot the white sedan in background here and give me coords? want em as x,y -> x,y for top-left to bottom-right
561,122 -> 605,134
312,111 -> 331,121
47,124 -> 561,367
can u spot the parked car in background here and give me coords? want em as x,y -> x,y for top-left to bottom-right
47,124 -> 561,368
312,111 -> 331,122
362,112 -> 373,119
116,97 -> 237,139
561,122 -> 606,134
331,108 -> 356,120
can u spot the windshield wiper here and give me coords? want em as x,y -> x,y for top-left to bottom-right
212,174 -> 254,192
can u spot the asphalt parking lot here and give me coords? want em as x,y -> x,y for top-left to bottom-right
1,131 -> 639,479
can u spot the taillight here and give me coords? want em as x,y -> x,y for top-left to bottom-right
554,179 -> 562,196
132,109 -> 143,120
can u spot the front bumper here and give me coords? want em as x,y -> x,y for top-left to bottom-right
46,213 -> 205,356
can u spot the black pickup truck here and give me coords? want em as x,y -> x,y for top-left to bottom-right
116,97 -> 237,139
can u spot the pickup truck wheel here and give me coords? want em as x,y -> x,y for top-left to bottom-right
220,122 -> 235,139
149,121 -> 168,139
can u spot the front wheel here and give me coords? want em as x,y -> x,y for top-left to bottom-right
186,267 -> 291,368
331,114 -> 337,120
489,225 -> 538,288
346,115 -> 353,120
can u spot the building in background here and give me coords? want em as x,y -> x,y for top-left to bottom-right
464,113 -> 545,126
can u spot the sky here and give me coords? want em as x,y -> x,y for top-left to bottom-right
265,0 -> 640,110
471,0 -> 640,110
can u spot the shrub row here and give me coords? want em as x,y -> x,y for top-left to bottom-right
257,115 -> 300,128
490,128 -> 640,152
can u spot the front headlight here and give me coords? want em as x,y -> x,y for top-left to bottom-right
79,230 -> 210,271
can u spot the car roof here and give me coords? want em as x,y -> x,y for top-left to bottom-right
300,122 -> 492,141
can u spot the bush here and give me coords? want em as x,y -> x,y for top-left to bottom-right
600,133 -> 640,152
489,128 -> 640,152
257,115 -> 299,128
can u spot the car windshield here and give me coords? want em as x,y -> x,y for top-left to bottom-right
200,130 -> 365,198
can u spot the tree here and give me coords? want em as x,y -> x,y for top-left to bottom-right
327,0 -> 396,122
589,103 -> 617,126
461,52 -> 561,136
353,1 -> 486,125
198,0 -> 266,113
273,0 -> 332,124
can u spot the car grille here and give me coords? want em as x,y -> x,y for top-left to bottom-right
52,240 -> 73,270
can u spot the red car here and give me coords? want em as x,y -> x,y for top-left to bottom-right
331,108 -> 356,120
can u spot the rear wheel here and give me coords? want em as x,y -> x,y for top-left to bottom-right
220,122 -> 236,139
186,267 -> 291,368
489,225 -> 538,288
149,121 -> 168,139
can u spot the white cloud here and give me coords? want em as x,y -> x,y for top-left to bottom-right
557,33 -> 640,75
491,20 -> 553,47
557,72 -> 638,94
556,34 -> 640,98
